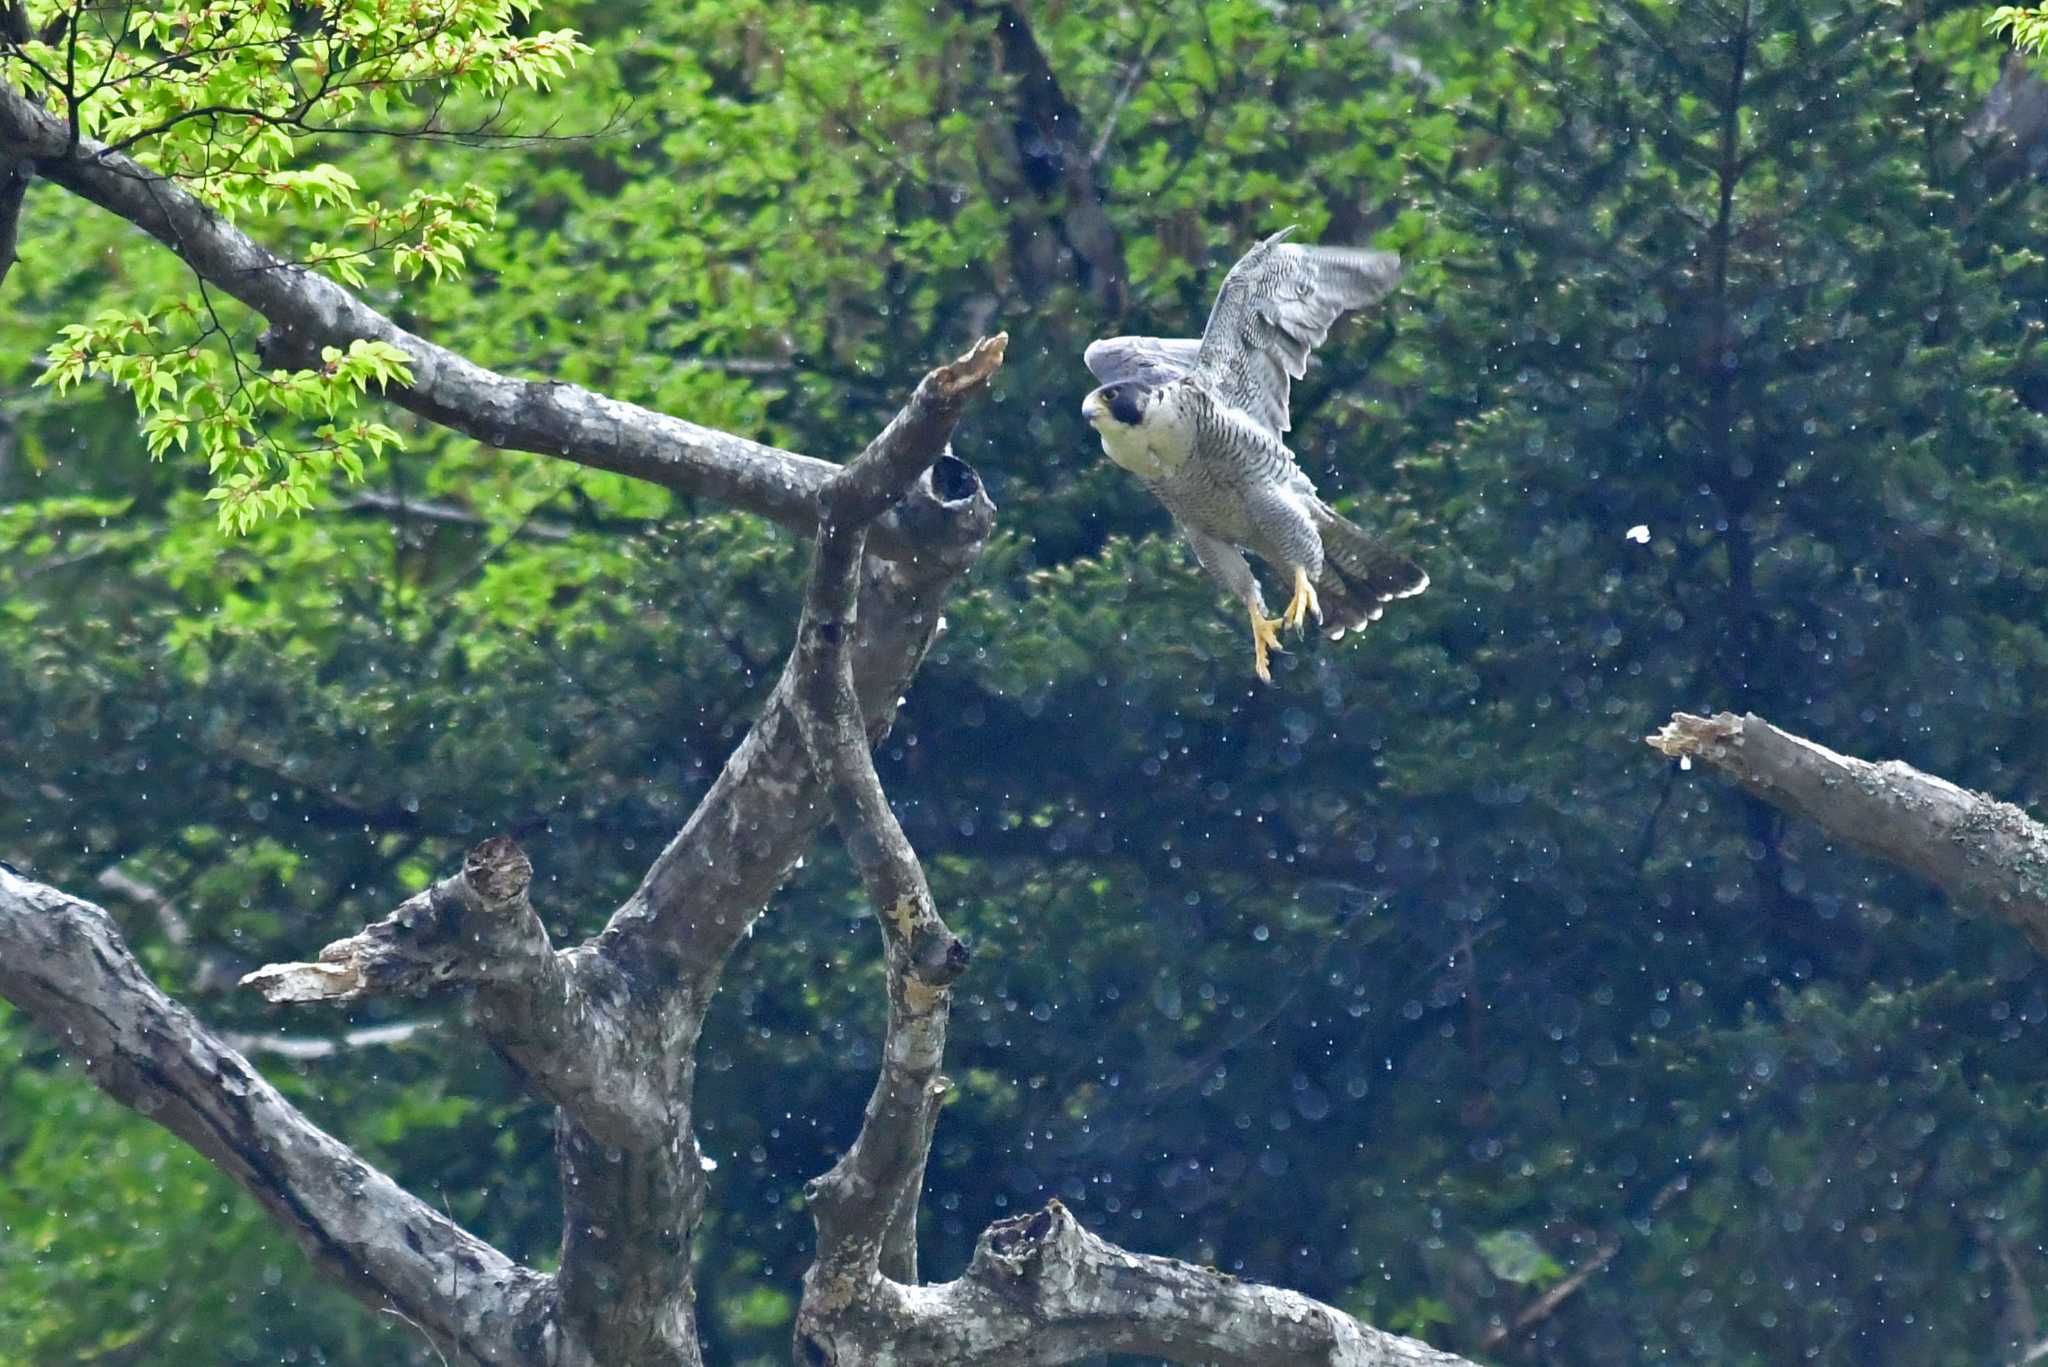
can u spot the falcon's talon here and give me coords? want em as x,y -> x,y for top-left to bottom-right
1249,608 -> 1286,684
1281,567 -> 1321,634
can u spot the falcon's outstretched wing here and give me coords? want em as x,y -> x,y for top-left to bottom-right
1194,228 -> 1400,436
1083,335 -> 1202,388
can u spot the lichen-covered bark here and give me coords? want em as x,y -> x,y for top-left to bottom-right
1649,711 -> 2048,955
1,63 -> 1474,1367
786,345 -> 999,1327
803,1200 -> 1475,1367
0,325 -> 999,1365
244,836 -> 671,1149
780,340 -> 1473,1367
613,455 -> 992,991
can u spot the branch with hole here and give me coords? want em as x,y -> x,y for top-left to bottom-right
0,329 -> 1003,1364
0,53 -> 1476,1365
779,340 -> 1472,1367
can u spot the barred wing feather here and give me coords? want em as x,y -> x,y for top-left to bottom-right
1194,228 -> 1401,436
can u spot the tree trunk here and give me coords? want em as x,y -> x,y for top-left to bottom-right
0,73 -> 1474,1367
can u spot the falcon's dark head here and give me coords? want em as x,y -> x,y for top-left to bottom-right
1081,382 -> 1151,430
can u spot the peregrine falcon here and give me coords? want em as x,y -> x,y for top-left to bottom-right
1082,228 -> 1427,682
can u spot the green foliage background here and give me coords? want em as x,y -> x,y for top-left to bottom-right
7,1 -> 2048,1363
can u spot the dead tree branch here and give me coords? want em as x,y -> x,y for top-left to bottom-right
0,865 -> 553,1364
0,47 -> 1472,1363
1648,711 -> 2048,955
778,339 -> 1474,1366
789,339 -> 1002,1312
3,330 -> 1000,1364
804,1198 -> 1477,1367
215,342 -> 1004,1365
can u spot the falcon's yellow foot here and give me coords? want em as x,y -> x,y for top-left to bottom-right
1281,566 -> 1322,634
1249,606 -> 1286,684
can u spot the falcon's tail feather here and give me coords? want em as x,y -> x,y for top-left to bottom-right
1310,502 -> 1428,641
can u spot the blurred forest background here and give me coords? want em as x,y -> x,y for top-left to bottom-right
7,0 -> 2048,1362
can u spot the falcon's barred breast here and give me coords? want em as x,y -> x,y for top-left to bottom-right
1081,228 -> 1428,683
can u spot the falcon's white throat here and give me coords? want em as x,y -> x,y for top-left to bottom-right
1085,385 -> 1195,483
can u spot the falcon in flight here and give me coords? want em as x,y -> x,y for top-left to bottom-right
1082,228 -> 1427,682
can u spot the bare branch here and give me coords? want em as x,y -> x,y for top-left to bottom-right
243,836 -> 552,1003
819,333 -> 1007,527
1,53 -> 1460,1358
241,836 -> 677,1153
0,864 -> 550,1364
0,78 -> 969,562
610,434 -> 995,979
803,1199 -> 1476,1367
235,836 -> 713,1364
215,338 -> 1000,1364
1648,711 -> 2048,955
786,332 -> 1465,1367
789,338 -> 1003,1308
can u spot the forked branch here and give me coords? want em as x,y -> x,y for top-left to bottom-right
1,47 -> 1479,1356
240,835 -> 677,1150
786,334 -> 1473,1366
791,337 -> 1003,1311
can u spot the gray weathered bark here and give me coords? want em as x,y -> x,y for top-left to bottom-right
801,1199 -> 1474,1367
221,339 -> 1007,1366
0,337 -> 995,1364
778,338 -> 1471,1367
787,351 -> 985,1320
1648,711 -> 2048,955
0,64 -> 1475,1367
0,865 -> 558,1364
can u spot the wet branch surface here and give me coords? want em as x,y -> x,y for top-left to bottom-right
0,321 -> 1005,1362
804,1196 -> 1479,1367
790,341 -> 999,1315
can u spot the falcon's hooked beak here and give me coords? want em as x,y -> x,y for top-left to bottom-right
1081,391 -> 1108,427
